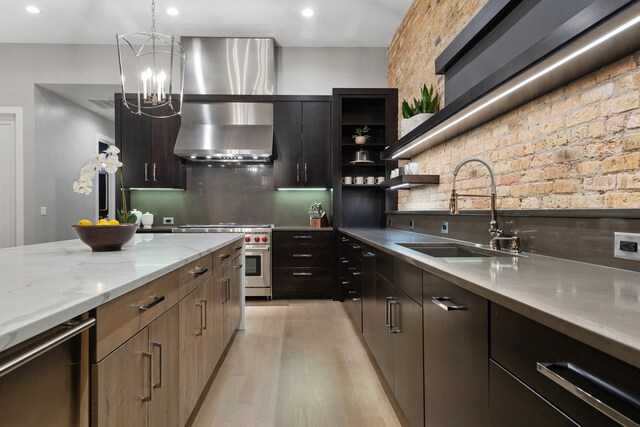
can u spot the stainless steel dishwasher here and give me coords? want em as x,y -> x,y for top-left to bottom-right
0,317 -> 95,427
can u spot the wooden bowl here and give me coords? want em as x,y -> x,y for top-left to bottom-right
72,224 -> 139,251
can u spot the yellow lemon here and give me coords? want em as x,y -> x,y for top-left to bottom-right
108,219 -> 120,225
77,219 -> 93,226
96,219 -> 110,226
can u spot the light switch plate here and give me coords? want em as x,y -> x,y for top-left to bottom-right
40,206 -> 47,216
163,217 -> 174,225
614,232 -> 640,261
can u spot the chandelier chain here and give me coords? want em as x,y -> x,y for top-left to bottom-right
151,0 -> 156,33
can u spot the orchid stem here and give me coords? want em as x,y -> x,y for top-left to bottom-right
119,170 -> 127,215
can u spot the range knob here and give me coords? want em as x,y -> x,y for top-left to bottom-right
254,237 -> 260,242
245,237 -> 250,242
262,236 -> 268,242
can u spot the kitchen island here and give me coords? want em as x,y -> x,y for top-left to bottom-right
0,233 -> 243,352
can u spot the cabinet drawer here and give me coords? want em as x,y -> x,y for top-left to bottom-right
491,304 -> 640,426
95,270 -> 179,362
272,267 -> 332,298
273,242 -> 332,267
375,248 -> 394,282
212,240 -> 243,272
274,231 -> 332,245
393,258 -> 422,305
341,278 -> 362,333
178,255 -> 213,299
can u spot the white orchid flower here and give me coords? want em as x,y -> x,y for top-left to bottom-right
73,146 -> 124,195
73,180 -> 92,195
105,145 -> 120,155
102,156 -> 123,174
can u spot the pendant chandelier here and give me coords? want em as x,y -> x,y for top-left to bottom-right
116,0 -> 186,118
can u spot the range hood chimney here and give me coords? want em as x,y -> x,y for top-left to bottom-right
175,37 -> 277,162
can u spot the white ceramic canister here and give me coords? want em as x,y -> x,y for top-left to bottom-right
141,212 -> 154,229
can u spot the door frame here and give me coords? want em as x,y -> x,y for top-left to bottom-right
0,107 -> 24,246
96,133 -> 116,221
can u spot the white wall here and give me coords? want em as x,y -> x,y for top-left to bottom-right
277,47 -> 388,94
0,43 -> 388,244
34,87 -> 114,243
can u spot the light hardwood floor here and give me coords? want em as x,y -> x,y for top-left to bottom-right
191,300 -> 401,427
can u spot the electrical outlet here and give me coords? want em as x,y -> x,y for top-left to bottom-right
387,218 -> 393,227
409,219 -> 415,230
163,217 -> 174,225
441,221 -> 449,234
40,206 -> 47,216
614,232 -> 640,261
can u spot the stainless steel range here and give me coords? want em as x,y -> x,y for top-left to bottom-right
173,224 -> 272,298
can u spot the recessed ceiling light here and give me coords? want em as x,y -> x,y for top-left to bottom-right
166,7 -> 179,16
302,8 -> 314,17
25,5 -> 40,14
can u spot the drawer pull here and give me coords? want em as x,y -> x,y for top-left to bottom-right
234,264 -> 243,269
292,272 -> 312,276
340,280 -> 349,286
537,363 -> 640,427
293,254 -> 312,258
349,267 -> 361,276
341,259 -> 350,264
219,253 -> 230,260
235,245 -> 243,251
432,296 -> 466,311
293,235 -> 312,240
141,351 -> 153,402
340,237 -> 349,242
363,251 -> 376,258
350,244 -> 361,250
139,296 -> 165,311
191,266 -> 209,276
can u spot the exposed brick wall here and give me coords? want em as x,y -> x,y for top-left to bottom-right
388,0 -> 640,210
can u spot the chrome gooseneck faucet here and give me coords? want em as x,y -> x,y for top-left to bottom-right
450,158 -> 520,252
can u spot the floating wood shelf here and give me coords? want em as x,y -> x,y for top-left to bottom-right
380,175 -> 440,190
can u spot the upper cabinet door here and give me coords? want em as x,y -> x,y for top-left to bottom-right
150,103 -> 185,189
117,100 -> 152,189
301,102 -> 331,188
273,101 -> 303,188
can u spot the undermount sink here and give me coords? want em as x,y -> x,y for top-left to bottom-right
397,242 -> 518,258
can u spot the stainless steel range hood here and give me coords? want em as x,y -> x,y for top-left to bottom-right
175,37 -> 277,162
174,102 -> 273,162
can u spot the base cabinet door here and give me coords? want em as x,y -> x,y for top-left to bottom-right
490,361 -> 579,427
230,256 -> 243,333
148,305 -> 180,427
391,290 -> 423,427
221,263 -> 234,347
423,272 -> 489,427
200,277 -> 220,388
178,287 -> 203,425
93,329 -> 149,427
373,274 -> 396,390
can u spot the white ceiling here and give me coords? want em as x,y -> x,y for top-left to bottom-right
1,0 -> 412,47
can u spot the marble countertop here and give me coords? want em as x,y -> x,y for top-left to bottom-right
0,233 -> 243,353
340,228 -> 640,369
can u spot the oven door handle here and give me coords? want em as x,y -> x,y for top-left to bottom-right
245,245 -> 270,251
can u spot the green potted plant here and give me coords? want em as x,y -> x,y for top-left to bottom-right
352,126 -> 371,145
400,84 -> 440,137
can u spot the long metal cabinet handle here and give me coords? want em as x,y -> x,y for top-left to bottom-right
389,299 -> 401,333
293,254 -> 312,258
292,235 -> 312,240
200,299 -> 208,330
227,278 -> 231,301
141,351 -> 153,402
139,295 -> 165,311
537,363 -> 640,427
195,302 -> 204,336
292,272 -> 312,276
296,163 -> 300,182
152,163 -> 157,182
191,266 -> 208,276
432,296 -> 466,311
385,297 -> 393,329
144,163 -> 149,182
304,163 -> 308,182
220,278 -> 227,303
0,318 -> 95,379
152,342 -> 163,389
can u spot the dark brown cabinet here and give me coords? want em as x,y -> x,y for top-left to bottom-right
115,96 -> 186,189
490,303 -> 640,426
423,271 -> 489,427
272,230 -> 333,298
273,101 -> 331,188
